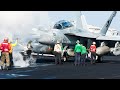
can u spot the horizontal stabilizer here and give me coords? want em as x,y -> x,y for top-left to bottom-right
97,36 -> 120,41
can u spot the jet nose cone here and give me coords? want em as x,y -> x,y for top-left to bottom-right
38,35 -> 55,44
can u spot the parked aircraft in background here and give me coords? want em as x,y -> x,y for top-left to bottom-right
73,11 -> 120,57
76,11 -> 120,59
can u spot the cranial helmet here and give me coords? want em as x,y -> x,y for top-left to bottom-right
4,37 -> 8,42
56,40 -> 60,44
76,40 -> 80,43
93,42 -> 96,45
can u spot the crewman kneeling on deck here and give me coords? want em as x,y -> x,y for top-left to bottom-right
63,45 -> 69,62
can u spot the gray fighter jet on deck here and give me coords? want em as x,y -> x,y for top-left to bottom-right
27,11 -> 117,62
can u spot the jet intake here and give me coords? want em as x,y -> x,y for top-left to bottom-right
67,49 -> 75,56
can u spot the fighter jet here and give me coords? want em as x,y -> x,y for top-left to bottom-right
29,11 -> 117,59
20,11 -> 116,63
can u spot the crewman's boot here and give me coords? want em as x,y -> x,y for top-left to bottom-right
64,58 -> 66,61
6,66 -> 11,70
1,66 -> 3,70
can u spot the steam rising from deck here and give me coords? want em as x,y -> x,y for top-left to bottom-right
13,52 -> 36,68
0,11 -> 49,68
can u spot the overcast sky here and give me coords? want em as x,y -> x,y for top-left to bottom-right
0,11 -> 119,42
0,11 -> 119,30
49,11 -> 120,30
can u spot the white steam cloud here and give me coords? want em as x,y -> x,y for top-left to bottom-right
0,11 -> 49,68
0,11 -> 49,42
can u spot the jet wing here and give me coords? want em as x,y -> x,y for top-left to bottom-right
96,36 -> 120,41
64,32 -> 99,39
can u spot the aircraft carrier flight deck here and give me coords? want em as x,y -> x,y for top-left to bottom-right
0,54 -> 120,79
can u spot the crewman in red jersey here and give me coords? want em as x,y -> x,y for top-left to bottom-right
89,42 -> 96,64
0,38 -> 11,70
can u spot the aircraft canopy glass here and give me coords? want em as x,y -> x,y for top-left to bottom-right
53,20 -> 73,30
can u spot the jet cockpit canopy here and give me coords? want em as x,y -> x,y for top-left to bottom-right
53,20 -> 74,30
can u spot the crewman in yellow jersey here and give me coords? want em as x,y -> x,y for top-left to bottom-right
9,38 -> 18,68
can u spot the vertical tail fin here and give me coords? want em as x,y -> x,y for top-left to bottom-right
75,11 -> 89,30
100,11 -> 117,36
